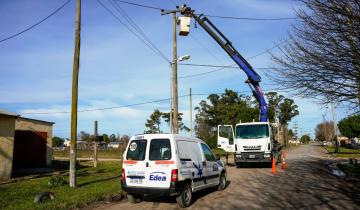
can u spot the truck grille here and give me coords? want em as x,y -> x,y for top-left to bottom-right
243,145 -> 261,151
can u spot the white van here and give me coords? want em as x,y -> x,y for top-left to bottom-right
121,134 -> 226,208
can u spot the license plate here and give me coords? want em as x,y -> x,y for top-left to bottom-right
249,154 -> 256,158
130,178 -> 143,184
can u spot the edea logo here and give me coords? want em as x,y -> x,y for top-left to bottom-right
149,172 -> 166,181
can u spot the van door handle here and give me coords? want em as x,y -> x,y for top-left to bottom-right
146,162 -> 149,167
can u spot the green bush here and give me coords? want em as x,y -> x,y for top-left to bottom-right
48,176 -> 67,188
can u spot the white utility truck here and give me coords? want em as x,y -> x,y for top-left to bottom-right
121,134 -> 226,208
218,122 -> 276,166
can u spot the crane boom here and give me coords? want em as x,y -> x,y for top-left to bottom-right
180,7 -> 268,122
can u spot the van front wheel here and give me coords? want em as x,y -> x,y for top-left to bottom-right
176,183 -> 192,208
218,172 -> 226,191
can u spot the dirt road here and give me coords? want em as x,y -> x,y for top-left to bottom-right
92,143 -> 360,210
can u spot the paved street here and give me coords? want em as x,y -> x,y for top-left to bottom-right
92,143 -> 360,210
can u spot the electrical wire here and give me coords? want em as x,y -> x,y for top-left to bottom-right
111,0 -> 169,62
114,0 -> 299,21
96,0 -> 170,63
0,0 -> 72,43
21,89 -> 286,115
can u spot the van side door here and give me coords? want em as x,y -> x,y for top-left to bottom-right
201,143 -> 219,186
217,125 -> 235,152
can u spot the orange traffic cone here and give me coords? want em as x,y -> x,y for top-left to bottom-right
272,157 -> 277,175
281,151 -> 287,170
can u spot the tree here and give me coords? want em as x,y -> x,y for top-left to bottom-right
145,109 -> 162,134
265,92 -> 285,123
194,89 -> 259,147
52,136 -> 64,147
162,112 -> 190,132
102,134 -> 110,144
278,99 -> 299,125
315,121 -> 335,142
269,0 -> 360,109
338,114 -> 360,139
109,134 -> 117,142
300,134 -> 311,144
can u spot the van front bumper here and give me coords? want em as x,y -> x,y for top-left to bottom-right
122,182 -> 182,196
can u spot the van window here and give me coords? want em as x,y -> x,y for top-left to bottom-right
177,140 -> 202,162
201,143 -> 215,161
149,139 -> 171,160
126,140 -> 147,160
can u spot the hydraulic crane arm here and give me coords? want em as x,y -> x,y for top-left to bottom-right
180,7 -> 268,122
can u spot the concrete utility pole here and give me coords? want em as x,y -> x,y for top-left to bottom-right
69,0 -> 81,188
332,104 -> 339,152
190,88 -> 193,136
94,121 -> 98,167
172,12 -> 179,134
323,114 -> 327,142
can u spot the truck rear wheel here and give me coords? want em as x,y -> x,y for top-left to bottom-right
176,183 -> 192,208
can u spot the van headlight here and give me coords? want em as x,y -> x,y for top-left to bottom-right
236,154 -> 241,158
264,154 -> 271,158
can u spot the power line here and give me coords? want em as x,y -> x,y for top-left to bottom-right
114,0 -> 299,21
21,89 -> 286,115
0,0 -> 72,43
96,0 -> 170,63
179,63 -> 271,69
111,0 -> 169,62
206,15 -> 298,21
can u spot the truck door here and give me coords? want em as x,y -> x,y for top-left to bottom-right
217,125 -> 235,152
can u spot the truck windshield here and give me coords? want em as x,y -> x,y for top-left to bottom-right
236,124 -> 269,139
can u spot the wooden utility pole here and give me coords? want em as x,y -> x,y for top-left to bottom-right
323,114 -> 327,142
190,88 -> 193,136
69,0 -> 81,188
172,12 -> 179,134
94,120 -> 98,167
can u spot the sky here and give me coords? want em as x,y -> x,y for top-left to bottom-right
0,0 -> 351,139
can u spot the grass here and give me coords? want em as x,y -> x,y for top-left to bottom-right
54,149 -> 123,159
325,146 -> 360,158
338,164 -> 360,177
0,161 -> 122,210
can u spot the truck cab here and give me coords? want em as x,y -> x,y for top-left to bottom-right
218,122 -> 276,166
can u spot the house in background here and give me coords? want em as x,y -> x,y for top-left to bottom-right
0,109 -> 54,180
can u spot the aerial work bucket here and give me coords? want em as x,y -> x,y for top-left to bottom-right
178,16 -> 191,36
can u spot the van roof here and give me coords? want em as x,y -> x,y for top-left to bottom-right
130,133 -> 204,143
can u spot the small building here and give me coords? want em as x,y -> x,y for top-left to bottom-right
108,142 -> 121,149
0,109 -> 54,180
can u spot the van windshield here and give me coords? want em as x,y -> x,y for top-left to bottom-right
126,140 -> 147,160
149,139 -> 171,160
236,124 -> 269,139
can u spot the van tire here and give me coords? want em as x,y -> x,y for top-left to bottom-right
127,193 -> 142,203
176,183 -> 192,208
218,172 -> 226,191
